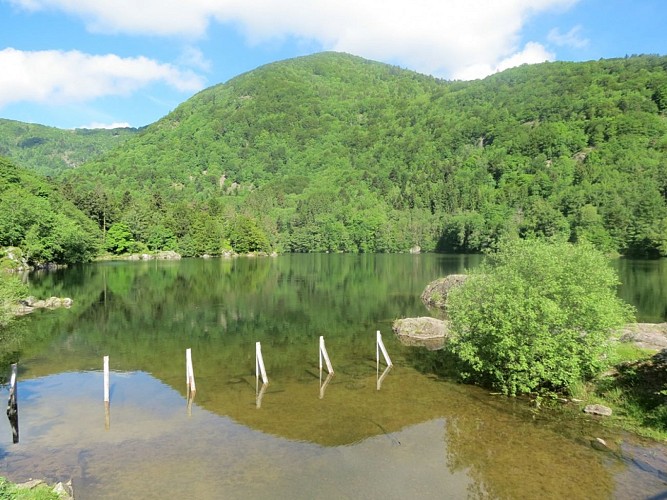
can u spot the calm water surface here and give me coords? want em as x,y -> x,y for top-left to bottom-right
0,254 -> 665,499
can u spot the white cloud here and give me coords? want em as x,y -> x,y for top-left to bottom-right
76,122 -> 132,129
453,42 -> 555,80
8,0 -> 579,80
0,48 -> 205,108
548,25 -> 589,48
178,46 -> 212,72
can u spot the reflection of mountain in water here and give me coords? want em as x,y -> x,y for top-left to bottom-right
8,256 -> 667,498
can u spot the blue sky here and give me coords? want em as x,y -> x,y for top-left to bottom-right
0,0 -> 664,129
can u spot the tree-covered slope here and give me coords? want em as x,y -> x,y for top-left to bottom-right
61,52 -> 667,256
0,156 -> 100,265
0,119 -> 137,176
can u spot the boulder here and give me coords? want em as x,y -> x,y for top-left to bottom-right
583,404 -> 613,417
618,323 -> 667,351
158,250 -> 182,260
392,317 -> 449,350
420,274 -> 468,310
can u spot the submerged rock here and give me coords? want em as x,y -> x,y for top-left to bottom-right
590,437 -> 613,452
392,317 -> 449,350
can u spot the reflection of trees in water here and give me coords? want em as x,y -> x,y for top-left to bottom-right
444,408 -> 614,499
613,258 -> 667,322
0,322 -> 27,383
408,346 -> 616,499
9,255 -> 664,496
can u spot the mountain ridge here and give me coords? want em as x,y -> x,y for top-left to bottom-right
3,51 -> 667,257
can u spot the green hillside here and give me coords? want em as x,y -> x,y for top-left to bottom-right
41,53 -> 667,256
0,156 -> 100,265
0,119 -> 137,176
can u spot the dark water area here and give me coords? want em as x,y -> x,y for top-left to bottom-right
0,254 -> 665,499
613,257 -> 667,323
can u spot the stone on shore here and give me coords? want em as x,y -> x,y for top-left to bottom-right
420,274 -> 468,310
583,404 -> 613,417
617,323 -> 667,351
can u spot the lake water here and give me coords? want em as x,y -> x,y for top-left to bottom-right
1,254 -> 666,499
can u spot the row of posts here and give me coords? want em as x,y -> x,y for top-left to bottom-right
5,332 -> 393,438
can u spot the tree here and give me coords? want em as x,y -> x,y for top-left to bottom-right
105,223 -> 137,254
446,239 -> 635,395
227,215 -> 270,253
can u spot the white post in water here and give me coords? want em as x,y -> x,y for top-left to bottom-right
376,331 -> 392,369
256,342 -> 268,385
319,336 -> 334,375
103,356 -> 110,429
256,382 -> 268,409
319,372 -> 334,400
7,363 -> 18,443
103,356 -> 110,403
186,348 -> 196,397
376,331 -> 393,391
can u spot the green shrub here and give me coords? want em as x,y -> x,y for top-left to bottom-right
446,239 -> 635,395
0,476 -> 62,499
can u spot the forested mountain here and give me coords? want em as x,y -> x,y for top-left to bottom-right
0,156 -> 100,265
0,119 -> 136,176
7,52 -> 667,258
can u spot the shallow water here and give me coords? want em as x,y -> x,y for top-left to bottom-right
0,255 -> 665,499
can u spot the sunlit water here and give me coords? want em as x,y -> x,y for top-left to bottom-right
0,254 -> 665,499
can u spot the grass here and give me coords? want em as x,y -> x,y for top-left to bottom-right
571,342 -> 667,441
0,477 -> 63,500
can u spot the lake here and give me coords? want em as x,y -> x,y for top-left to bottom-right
1,254 -> 666,499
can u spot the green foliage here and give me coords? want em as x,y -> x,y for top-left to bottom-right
1,53 -> 666,256
227,215 -> 270,253
593,349 -> 667,435
0,118 -> 136,176
446,239 -> 635,395
105,222 -> 137,254
0,156 -> 100,264
0,273 -> 26,328
0,476 -> 62,500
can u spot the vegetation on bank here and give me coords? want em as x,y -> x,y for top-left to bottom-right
0,477 -> 64,500
0,157 -> 100,267
439,238 -> 666,438
576,343 -> 667,440
446,239 -> 635,396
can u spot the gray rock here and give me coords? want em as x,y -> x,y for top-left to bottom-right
421,275 -> 468,310
583,404 -> 613,417
618,323 -> 667,351
392,317 -> 449,350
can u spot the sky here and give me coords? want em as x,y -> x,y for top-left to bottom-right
0,0 -> 665,130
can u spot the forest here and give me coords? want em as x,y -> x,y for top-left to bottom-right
1,51 -> 667,263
